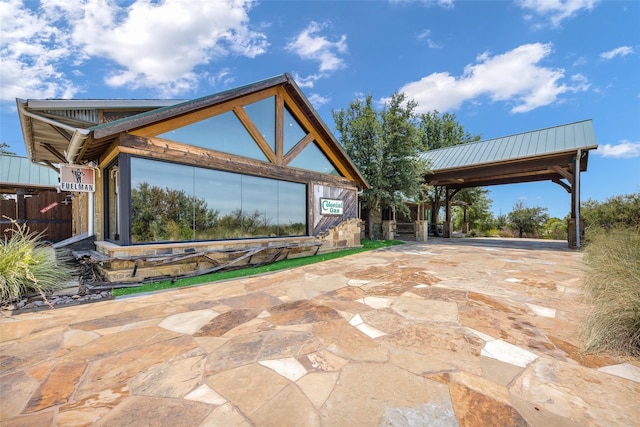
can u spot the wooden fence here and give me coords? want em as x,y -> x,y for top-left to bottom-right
1,191 -> 72,242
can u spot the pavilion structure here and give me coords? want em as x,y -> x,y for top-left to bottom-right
420,120 -> 598,248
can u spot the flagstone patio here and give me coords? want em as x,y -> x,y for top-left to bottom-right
1,238 -> 639,426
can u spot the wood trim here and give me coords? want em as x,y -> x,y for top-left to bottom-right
275,90 -> 285,166
99,140 -> 121,169
425,154 -> 574,184
283,133 -> 314,165
233,106 -> 277,164
281,91 -> 355,181
119,133 -> 356,187
130,87 -> 279,138
130,103 -> 229,137
550,165 -> 573,183
552,178 -> 572,193
41,143 -> 67,163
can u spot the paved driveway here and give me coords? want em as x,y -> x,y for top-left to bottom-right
1,238 -> 639,426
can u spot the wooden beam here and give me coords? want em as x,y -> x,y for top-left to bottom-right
441,173 -> 568,189
425,154 -> 574,185
93,79 -> 287,139
281,91 -> 355,182
232,106 -> 277,164
130,87 -> 280,138
41,142 -> 67,163
552,178 -> 572,193
275,89 -> 285,165
119,133 -> 355,188
283,133 -> 314,166
550,166 -> 573,183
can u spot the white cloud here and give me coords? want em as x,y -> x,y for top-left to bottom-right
600,46 -> 634,60
307,93 -> 331,109
0,0 -> 267,100
389,0 -> 454,8
518,0 -> 598,27
292,72 -> 323,89
417,29 -> 443,49
596,140 -> 640,158
286,21 -> 347,73
0,0 -> 79,100
393,43 -> 589,114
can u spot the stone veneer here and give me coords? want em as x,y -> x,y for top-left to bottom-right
92,220 -> 361,282
317,218 -> 362,252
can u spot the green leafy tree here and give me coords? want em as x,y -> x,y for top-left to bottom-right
581,192 -> 640,231
507,201 -> 549,238
333,93 -> 426,239
131,183 -> 218,242
418,111 -> 481,226
542,217 -> 568,240
453,187 -> 494,232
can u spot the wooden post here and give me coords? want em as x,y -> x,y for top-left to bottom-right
444,187 -> 452,238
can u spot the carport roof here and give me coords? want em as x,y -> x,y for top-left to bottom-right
420,120 -> 598,189
0,154 -> 59,192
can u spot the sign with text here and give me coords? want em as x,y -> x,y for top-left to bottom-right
60,165 -> 95,192
320,198 -> 344,215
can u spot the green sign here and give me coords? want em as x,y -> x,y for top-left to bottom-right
320,198 -> 343,215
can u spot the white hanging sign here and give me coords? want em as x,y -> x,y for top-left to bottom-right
60,165 -> 96,192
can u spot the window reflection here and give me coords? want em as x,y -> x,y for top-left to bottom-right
288,141 -> 340,176
157,111 -> 267,161
244,97 -> 276,152
130,157 -> 307,243
283,107 -> 307,154
130,158 -> 195,243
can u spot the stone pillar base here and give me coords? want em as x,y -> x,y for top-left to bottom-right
382,220 -> 396,240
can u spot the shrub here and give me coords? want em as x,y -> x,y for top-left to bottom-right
0,218 -> 73,304
580,227 -> 640,357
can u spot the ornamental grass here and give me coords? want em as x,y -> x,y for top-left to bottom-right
580,227 -> 640,357
0,217 -> 73,305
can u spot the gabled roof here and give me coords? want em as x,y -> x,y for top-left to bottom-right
421,120 -> 597,171
16,73 -> 368,189
0,154 -> 59,192
421,120 -> 598,189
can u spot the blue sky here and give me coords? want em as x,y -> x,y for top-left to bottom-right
1,0 -> 638,219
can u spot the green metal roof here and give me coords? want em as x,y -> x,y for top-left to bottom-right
0,154 -> 59,189
420,120 -> 598,171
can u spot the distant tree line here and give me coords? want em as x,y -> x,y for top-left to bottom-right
130,183 -> 304,243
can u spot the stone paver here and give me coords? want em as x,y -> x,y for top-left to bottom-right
1,238 -> 639,426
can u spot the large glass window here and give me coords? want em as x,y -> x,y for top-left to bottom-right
288,141 -> 340,176
129,157 -> 307,243
244,97 -> 275,152
283,107 -> 307,154
157,111 -> 267,161
131,159 -> 195,243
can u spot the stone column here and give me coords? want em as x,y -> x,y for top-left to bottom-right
414,220 -> 428,241
382,220 -> 396,240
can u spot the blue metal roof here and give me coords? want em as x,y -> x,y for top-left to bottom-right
420,120 -> 598,171
0,155 -> 59,188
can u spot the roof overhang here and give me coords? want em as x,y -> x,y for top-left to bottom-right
16,98 -> 183,166
422,120 -> 598,192
425,149 -> 592,191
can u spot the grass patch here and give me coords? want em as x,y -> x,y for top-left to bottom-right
1,218 -> 73,304
580,227 -> 640,357
113,239 -> 404,297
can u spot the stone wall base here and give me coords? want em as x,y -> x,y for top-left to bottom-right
91,220 -> 362,282
93,236 -> 319,282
